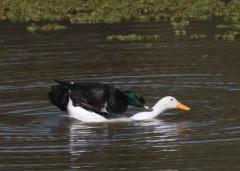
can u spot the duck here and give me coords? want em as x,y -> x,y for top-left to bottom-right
130,96 -> 190,120
66,96 -> 190,122
48,80 -> 151,117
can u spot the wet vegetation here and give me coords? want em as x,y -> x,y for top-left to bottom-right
174,30 -> 186,36
27,23 -> 66,33
215,31 -> 240,40
0,0 -> 240,40
190,34 -> 206,39
106,34 -> 160,41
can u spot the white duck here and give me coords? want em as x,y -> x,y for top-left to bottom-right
67,96 -> 190,122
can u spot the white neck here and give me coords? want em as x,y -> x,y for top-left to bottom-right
130,101 -> 168,120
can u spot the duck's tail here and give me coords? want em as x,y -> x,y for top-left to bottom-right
48,81 -> 70,111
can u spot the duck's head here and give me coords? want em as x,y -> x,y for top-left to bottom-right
124,90 -> 152,110
153,96 -> 190,111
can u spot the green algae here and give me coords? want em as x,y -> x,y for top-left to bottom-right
0,0 -> 227,24
27,23 -> 66,33
0,0 -> 240,41
171,20 -> 190,29
202,54 -> 209,58
145,43 -> 153,48
215,31 -> 240,40
190,34 -> 206,39
217,24 -> 240,30
106,34 -> 160,41
174,30 -> 186,36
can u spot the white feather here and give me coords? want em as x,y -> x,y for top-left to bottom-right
67,96 -> 188,122
67,98 -> 108,122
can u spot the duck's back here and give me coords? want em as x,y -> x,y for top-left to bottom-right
49,81 -> 128,115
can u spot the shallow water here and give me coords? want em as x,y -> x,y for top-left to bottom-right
0,21 -> 240,170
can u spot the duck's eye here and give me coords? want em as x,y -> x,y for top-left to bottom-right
170,98 -> 173,101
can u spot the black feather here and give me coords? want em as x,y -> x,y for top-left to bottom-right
48,81 -> 145,116
48,84 -> 69,111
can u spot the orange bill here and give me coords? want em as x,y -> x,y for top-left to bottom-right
176,101 -> 190,110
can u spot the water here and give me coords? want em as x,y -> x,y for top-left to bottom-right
0,21 -> 240,170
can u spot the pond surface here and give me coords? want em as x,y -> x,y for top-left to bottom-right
0,21 -> 240,170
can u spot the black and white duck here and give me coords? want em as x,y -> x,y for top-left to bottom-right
49,80 -> 152,121
49,80 -> 190,122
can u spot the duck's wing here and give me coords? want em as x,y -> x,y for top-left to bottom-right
103,84 -> 128,114
53,81 -> 111,114
81,82 -> 129,114
51,81 -> 128,115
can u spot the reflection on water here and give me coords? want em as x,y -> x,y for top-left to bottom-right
67,119 -> 189,169
0,21 -> 240,170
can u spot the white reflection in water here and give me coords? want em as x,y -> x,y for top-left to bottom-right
68,122 -> 98,155
132,119 -> 189,149
67,118 -> 189,161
